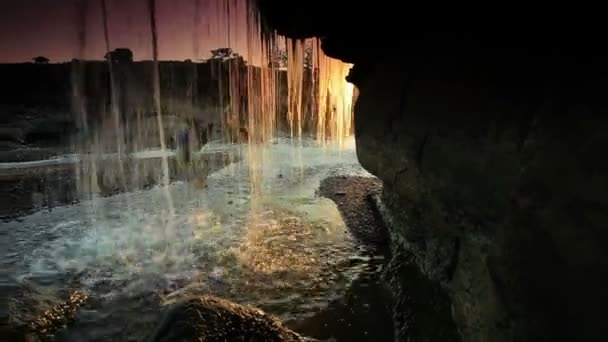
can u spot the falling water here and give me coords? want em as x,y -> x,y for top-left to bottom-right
286,39 -> 305,142
68,0 -> 355,196
190,0 -> 355,145
294,38 -> 355,146
147,0 -> 176,228
2,2 -> 375,339
63,0 -> 359,245
70,0 -> 362,297
72,0 -> 101,198
100,0 -> 129,192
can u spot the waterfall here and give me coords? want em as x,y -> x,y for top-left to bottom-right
147,0 -> 176,233
101,0 -> 128,192
70,0 -> 356,202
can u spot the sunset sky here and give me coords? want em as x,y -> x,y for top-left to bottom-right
0,0 -> 262,63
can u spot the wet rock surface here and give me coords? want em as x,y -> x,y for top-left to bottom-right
370,193 -> 460,342
1,164 -> 77,221
0,151 -> 237,221
5,282 -> 88,342
0,105 -> 74,153
147,295 -> 306,342
350,54 -> 608,340
318,176 -> 388,251
257,7 -> 608,341
309,175 -> 393,341
350,59 -> 608,341
319,175 -> 459,341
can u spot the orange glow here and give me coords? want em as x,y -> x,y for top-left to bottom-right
315,47 -> 355,146
285,38 -> 355,145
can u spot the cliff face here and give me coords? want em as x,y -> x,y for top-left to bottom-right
257,4 -> 608,341
0,60 -> 238,153
354,50 -> 608,341
1,60 -> 319,155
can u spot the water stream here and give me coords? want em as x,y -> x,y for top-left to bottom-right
1,139 -> 391,341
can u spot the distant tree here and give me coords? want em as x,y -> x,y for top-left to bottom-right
104,48 -> 133,63
210,48 -> 239,60
32,56 -> 50,64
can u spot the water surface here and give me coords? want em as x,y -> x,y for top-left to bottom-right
1,139 -> 391,341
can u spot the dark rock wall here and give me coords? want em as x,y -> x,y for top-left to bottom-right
257,3 -> 608,340
0,60 -> 312,153
0,61 -> 239,150
354,48 -> 608,341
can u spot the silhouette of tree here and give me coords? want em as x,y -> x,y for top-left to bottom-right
210,48 -> 239,60
32,56 -> 50,64
104,48 -> 133,63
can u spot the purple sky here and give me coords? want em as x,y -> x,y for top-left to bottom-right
0,0 -> 259,63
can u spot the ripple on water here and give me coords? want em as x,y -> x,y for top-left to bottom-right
1,141 -> 375,340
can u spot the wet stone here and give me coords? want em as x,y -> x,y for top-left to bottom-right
147,296 -> 308,342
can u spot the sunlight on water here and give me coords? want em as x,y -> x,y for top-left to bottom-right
2,139 -> 373,322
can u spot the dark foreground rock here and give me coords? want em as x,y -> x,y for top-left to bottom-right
285,175 -> 392,342
146,296 -> 311,342
317,176 -> 388,251
319,175 -> 458,341
258,6 -> 608,340
4,282 -> 88,342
